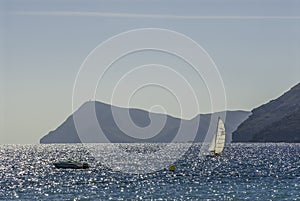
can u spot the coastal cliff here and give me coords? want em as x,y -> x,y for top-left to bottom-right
233,83 -> 300,142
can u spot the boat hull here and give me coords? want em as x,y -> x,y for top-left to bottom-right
53,162 -> 89,169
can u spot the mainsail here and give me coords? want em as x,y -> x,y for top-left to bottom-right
209,118 -> 226,154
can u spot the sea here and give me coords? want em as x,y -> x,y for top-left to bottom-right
0,143 -> 299,200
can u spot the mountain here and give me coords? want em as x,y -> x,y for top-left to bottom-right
232,83 -> 300,142
40,101 -> 250,144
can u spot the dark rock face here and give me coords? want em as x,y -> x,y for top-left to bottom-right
233,83 -> 300,142
40,101 -> 250,144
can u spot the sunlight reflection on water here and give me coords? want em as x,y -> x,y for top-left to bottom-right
0,143 -> 299,200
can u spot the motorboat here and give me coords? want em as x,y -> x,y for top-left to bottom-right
53,160 -> 89,169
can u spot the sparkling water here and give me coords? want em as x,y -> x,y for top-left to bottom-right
0,144 -> 299,200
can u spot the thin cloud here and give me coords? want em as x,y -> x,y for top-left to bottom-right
13,11 -> 300,20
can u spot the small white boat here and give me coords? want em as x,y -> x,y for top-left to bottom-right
207,117 -> 226,157
53,160 -> 89,169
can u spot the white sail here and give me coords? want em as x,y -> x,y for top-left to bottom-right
214,118 -> 226,154
208,118 -> 226,154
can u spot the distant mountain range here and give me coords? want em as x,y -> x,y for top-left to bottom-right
233,83 -> 300,142
40,101 -> 250,144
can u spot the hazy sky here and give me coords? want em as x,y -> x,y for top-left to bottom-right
1,0 -> 300,144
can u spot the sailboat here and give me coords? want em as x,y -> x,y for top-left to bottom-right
207,117 -> 226,157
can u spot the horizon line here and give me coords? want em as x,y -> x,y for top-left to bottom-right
13,11 -> 300,20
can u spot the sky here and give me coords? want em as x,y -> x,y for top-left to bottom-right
0,0 -> 300,144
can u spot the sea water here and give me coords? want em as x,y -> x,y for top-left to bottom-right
0,143 -> 299,200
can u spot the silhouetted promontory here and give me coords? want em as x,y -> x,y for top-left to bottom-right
233,83 -> 300,142
40,101 -> 250,144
